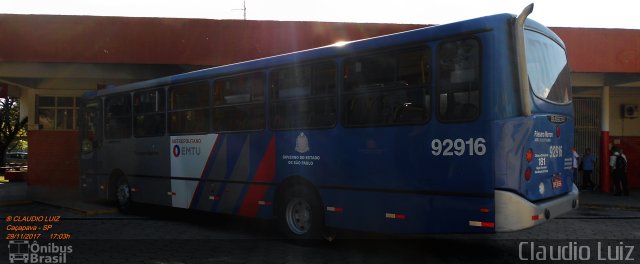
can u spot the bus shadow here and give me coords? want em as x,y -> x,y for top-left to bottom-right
116,204 -> 517,262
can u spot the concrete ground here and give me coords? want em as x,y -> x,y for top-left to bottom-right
1,182 -> 639,263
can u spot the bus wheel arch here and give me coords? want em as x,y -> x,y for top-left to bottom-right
109,169 -> 133,213
274,176 -> 326,240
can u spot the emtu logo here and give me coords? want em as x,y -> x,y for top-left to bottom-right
173,145 -> 181,157
172,145 -> 201,157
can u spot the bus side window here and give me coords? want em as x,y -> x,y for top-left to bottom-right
168,81 -> 210,134
213,72 -> 265,132
437,38 -> 481,122
270,61 -> 336,130
343,47 -> 431,127
80,99 -> 102,153
104,94 -> 132,139
133,89 -> 165,137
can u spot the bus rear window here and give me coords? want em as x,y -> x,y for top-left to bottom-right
525,30 -> 572,104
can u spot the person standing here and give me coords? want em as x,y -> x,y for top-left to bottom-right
581,148 -> 596,190
609,147 -> 629,196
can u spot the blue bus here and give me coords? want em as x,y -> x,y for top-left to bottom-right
79,5 -> 578,239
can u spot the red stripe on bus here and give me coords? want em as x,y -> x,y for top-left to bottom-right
238,136 -> 276,217
188,135 -> 222,209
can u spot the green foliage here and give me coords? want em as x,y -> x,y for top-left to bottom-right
0,97 -> 28,164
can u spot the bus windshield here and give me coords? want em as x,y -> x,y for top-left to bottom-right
525,30 -> 572,104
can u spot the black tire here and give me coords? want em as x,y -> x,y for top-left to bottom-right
115,176 -> 133,213
277,186 -> 324,241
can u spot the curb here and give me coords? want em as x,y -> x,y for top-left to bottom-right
0,200 -> 32,206
579,203 -> 640,212
33,200 -> 119,216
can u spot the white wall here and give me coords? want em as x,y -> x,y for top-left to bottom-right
609,86 -> 640,137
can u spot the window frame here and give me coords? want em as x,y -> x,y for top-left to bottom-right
524,29 -> 572,105
133,88 -> 166,138
104,93 -> 133,139
167,80 -> 211,135
269,60 -> 338,131
212,71 -> 266,133
35,95 -> 81,131
435,36 -> 483,123
341,45 -> 432,128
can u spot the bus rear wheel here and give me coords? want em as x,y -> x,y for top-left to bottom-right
278,186 -> 324,241
115,177 -> 133,213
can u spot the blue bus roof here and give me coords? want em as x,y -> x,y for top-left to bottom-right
88,13 -> 557,98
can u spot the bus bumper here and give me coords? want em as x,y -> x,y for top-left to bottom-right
494,184 -> 579,232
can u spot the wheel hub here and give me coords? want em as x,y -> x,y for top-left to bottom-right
285,198 -> 312,235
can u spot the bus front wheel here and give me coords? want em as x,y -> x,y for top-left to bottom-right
115,177 -> 133,213
278,186 -> 324,241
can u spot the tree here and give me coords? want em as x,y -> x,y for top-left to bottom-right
0,97 -> 28,165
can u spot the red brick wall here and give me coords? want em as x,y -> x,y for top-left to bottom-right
27,130 -> 80,187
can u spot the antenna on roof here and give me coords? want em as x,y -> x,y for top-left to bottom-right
232,0 -> 247,20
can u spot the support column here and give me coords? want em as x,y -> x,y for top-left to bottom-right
600,86 -> 611,193
18,87 -> 31,123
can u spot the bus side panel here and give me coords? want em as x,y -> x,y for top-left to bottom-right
132,137 -> 170,176
281,124 -> 495,233
273,130 -> 341,187
128,177 -> 172,206
185,133 -> 277,217
324,125 -> 494,195
321,189 -> 495,234
170,134 -> 222,210
100,138 -> 174,205
102,138 -> 137,174
82,172 -> 110,200
493,117 -> 533,192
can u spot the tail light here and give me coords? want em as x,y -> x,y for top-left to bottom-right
526,148 -> 534,163
524,167 -> 532,181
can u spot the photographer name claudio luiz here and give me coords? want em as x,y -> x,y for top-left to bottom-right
519,241 -> 636,261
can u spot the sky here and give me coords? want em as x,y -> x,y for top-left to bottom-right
1,0 -> 639,29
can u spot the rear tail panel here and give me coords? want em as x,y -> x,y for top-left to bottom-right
493,114 -> 577,232
523,114 -> 574,201
494,114 -> 574,200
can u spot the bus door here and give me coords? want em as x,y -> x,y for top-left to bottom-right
80,98 -> 103,195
